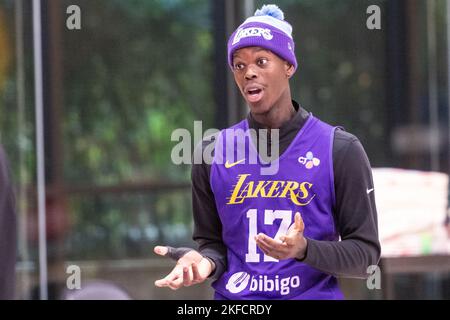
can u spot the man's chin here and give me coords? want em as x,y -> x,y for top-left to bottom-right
248,103 -> 270,116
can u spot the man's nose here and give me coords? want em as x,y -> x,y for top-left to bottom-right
245,65 -> 258,80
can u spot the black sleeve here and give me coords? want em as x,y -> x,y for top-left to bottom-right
191,138 -> 227,279
0,146 -> 16,299
302,130 -> 381,278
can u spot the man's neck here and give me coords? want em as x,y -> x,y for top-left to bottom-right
251,95 -> 296,129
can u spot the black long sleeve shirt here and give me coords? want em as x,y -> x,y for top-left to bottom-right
192,100 -> 381,280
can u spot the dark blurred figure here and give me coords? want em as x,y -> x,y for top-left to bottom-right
0,145 -> 16,299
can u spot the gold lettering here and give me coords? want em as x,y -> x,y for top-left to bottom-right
290,182 -> 314,206
227,174 -> 251,204
279,181 -> 299,198
227,176 -> 316,206
290,193 -> 316,206
252,180 -> 272,198
238,181 -> 254,199
298,182 -> 313,199
266,181 -> 284,197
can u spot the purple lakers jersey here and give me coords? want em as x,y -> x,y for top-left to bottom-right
209,115 -> 344,300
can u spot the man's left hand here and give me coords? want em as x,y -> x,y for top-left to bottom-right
255,212 -> 307,260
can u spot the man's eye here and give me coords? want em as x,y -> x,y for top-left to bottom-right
257,58 -> 268,66
234,63 -> 244,70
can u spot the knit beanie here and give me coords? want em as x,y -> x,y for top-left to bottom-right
227,4 -> 297,72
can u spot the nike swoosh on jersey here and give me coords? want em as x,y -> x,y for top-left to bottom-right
225,159 -> 246,168
366,188 -> 374,194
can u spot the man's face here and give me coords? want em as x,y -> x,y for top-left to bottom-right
232,47 -> 293,115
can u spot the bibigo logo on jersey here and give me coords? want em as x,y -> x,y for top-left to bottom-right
225,271 -> 300,296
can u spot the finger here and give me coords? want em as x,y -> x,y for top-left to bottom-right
254,234 -> 269,250
164,267 -> 184,290
182,266 -> 193,286
256,234 -> 278,252
191,262 -> 203,283
256,236 -> 284,257
257,233 -> 285,251
260,235 -> 290,259
280,234 -> 296,246
154,263 -> 183,287
167,276 -> 184,290
294,212 -> 305,232
154,278 -> 168,287
154,246 -> 168,256
154,246 -> 193,262
255,240 -> 272,257
155,271 -> 180,288
257,242 -> 280,260
255,237 -> 271,253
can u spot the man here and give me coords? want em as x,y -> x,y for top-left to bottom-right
154,4 -> 380,299
0,145 -> 16,299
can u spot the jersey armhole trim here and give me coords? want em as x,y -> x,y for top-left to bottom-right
329,127 -> 337,214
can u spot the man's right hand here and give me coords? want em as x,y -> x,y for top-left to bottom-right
153,246 -> 215,290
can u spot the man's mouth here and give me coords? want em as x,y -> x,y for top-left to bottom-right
244,85 -> 264,103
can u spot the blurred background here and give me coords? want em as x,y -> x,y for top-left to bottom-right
0,0 -> 448,300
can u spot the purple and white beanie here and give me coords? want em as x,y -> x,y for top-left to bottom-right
227,4 -> 297,72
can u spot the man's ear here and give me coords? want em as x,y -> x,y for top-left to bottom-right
285,62 -> 295,78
